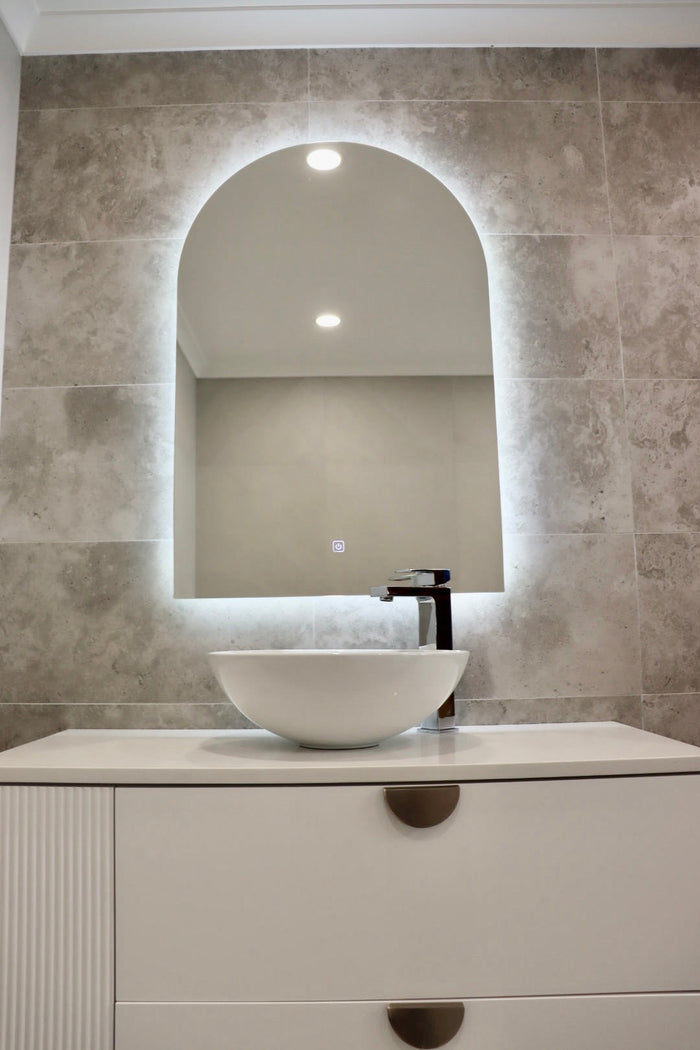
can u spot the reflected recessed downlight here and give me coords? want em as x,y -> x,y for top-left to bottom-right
315,313 -> 341,328
306,148 -> 342,171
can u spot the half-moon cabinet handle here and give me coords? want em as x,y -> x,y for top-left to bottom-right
387,1002 -> 465,1048
384,784 -> 460,828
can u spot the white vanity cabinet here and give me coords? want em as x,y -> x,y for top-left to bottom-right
115,776 -> 700,1002
1,723 -> 700,1050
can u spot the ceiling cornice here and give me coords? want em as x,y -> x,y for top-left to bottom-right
2,0 -> 700,56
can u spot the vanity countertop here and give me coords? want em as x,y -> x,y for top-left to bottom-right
0,722 -> 699,785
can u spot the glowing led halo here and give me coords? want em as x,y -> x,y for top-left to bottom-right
306,148 -> 342,171
315,313 -> 341,328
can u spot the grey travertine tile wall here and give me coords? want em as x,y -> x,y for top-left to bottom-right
0,46 -> 699,750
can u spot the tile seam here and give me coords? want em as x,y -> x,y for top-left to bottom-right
12,233 -> 700,250
10,231 -> 618,247
599,99 -> 700,106
0,702 -> 249,707
15,382 -> 689,394
17,99 -> 310,115
459,694 -> 642,701
3,533 -> 696,546
306,47 -> 311,136
18,98 -> 607,115
0,696 -> 646,706
0,540 -> 174,547
9,237 -> 184,248
498,376 -> 694,382
24,97 -> 699,111
3,383 -> 174,392
642,692 -> 700,698
595,46 -> 645,705
501,530 -> 637,538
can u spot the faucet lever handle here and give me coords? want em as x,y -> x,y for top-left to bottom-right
390,568 -> 451,586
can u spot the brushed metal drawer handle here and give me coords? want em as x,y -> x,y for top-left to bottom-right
384,784 -> 460,828
387,1002 -> 465,1048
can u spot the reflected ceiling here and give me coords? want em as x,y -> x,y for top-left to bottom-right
178,143 -> 492,380
2,0 -> 699,55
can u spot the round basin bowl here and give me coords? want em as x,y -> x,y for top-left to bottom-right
209,648 -> 469,749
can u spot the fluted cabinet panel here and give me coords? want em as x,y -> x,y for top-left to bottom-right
0,786 -> 113,1050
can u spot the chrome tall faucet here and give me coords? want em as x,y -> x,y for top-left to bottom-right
370,568 -> 456,732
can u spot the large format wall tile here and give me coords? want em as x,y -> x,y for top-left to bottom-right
636,534 -> 700,694
0,385 -> 173,542
4,241 -> 180,387
625,380 -> 700,533
309,101 -> 608,234
598,49 -> 700,102
12,102 -> 307,243
615,236 -> 700,379
20,50 -> 309,110
604,102 -> 700,234
486,235 -> 620,378
0,542 -> 315,703
497,379 -> 633,533
642,693 -> 700,747
451,534 -> 640,701
5,46 -> 700,749
310,47 -> 597,101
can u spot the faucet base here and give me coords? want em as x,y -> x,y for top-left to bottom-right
418,714 -> 457,732
419,690 -> 456,732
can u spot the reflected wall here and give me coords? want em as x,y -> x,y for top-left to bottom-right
191,375 -> 501,596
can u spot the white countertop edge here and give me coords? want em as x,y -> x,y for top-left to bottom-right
0,722 -> 699,785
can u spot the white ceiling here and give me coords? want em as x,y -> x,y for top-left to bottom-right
1,0 -> 699,56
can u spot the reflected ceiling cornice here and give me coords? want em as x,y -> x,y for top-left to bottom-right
2,0 -> 700,55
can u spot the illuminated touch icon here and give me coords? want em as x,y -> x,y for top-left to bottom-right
306,148 -> 342,171
315,313 -> 341,328
332,540 -> 346,553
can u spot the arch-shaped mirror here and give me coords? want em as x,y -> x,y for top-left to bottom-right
174,142 -> 503,598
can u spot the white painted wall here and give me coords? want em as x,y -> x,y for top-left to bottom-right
0,15 -> 20,405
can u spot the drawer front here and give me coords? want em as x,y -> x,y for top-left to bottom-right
116,995 -> 700,1050
115,776 -> 700,1002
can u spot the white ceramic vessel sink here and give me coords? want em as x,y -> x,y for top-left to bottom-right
209,649 -> 469,749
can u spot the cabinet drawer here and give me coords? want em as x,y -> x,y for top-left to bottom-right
115,777 -> 700,1002
115,995 -> 700,1050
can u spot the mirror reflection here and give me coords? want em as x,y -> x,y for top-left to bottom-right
174,142 -> 503,598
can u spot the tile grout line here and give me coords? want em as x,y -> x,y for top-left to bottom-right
14,232 -> 700,251
10,237 -> 185,248
4,533 -> 700,550
11,380 -> 700,397
0,539 -> 172,546
17,99 -> 311,116
3,692 -> 698,704
306,48 -> 311,137
595,47 -> 645,731
3,383 -> 174,393
17,99 -> 700,117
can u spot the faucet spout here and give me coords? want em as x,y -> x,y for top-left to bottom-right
370,569 -> 457,732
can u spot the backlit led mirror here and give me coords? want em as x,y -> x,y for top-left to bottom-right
174,142 -> 503,598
